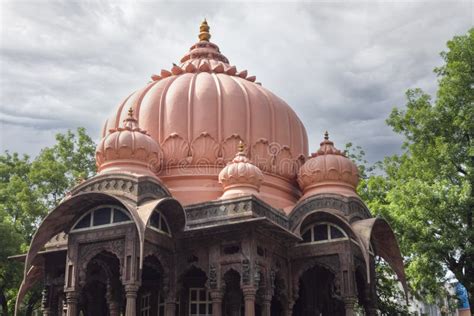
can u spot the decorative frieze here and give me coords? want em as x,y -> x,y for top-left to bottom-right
185,196 -> 289,229
72,174 -> 169,201
289,194 -> 371,230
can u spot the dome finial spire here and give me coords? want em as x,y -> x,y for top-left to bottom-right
324,131 -> 329,140
238,140 -> 245,154
199,18 -> 211,42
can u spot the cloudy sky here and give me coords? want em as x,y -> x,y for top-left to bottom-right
0,0 -> 472,163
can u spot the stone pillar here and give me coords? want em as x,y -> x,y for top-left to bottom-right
106,283 -> 120,316
343,297 -> 357,316
210,290 -> 223,316
261,294 -> 272,316
165,301 -> 176,316
41,286 -> 51,316
242,287 -> 257,316
65,291 -> 79,316
284,300 -> 294,316
125,284 -> 139,316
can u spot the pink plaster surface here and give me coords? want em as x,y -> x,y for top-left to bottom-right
96,110 -> 161,178
219,146 -> 264,199
95,23 -> 362,212
99,30 -> 308,210
297,134 -> 359,199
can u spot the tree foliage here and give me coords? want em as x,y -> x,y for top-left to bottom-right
353,28 -> 474,310
0,128 -> 96,315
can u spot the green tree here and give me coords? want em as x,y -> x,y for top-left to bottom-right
0,128 -> 96,315
386,28 -> 473,307
346,144 -> 412,315
359,28 -> 473,308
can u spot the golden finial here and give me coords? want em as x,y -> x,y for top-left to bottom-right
128,107 -> 134,118
199,18 -> 211,42
238,141 -> 245,153
324,131 -> 329,140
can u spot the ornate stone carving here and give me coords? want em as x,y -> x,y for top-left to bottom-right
190,132 -> 220,165
270,269 -> 276,295
274,146 -> 295,179
251,138 -> 272,173
254,262 -> 261,288
289,195 -> 371,231
291,255 -> 340,302
77,239 -> 125,286
208,264 -> 217,289
185,196 -> 289,229
242,259 -> 251,285
161,133 -> 191,166
79,178 -> 137,195
221,134 -> 245,162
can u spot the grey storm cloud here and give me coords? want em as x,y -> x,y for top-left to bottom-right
0,0 -> 472,163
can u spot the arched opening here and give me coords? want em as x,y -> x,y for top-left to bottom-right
270,274 -> 286,316
270,298 -> 283,316
293,265 -> 344,316
223,269 -> 243,316
178,266 -> 210,316
79,251 -> 123,316
138,255 -> 166,316
355,267 -> 369,313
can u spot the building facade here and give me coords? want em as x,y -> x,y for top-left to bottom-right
16,21 -> 406,316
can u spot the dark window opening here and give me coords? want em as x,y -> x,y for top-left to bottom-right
223,245 -> 240,255
113,209 -> 130,223
313,224 -> 328,241
93,208 -> 111,226
75,214 -> 91,229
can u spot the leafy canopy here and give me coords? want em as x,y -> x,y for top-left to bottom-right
0,127 -> 96,315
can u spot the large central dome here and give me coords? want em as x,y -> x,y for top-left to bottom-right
100,20 -> 308,209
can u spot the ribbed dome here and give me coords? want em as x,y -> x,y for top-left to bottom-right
96,108 -> 162,177
297,132 -> 359,199
100,21 -> 308,209
219,142 -> 264,199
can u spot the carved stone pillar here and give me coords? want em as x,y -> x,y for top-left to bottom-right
284,300 -> 294,316
165,301 -> 176,316
125,284 -> 139,316
261,294 -> 272,316
210,290 -> 223,316
65,291 -> 79,316
242,287 -> 256,316
41,286 -> 51,316
343,297 -> 357,316
106,284 -> 120,316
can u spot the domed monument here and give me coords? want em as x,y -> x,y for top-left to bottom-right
16,21 -> 406,316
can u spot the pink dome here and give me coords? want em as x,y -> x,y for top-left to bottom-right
96,108 -> 162,176
100,21 -> 308,209
219,142 -> 264,199
297,132 -> 359,198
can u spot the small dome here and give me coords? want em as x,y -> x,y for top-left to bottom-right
219,142 -> 264,199
96,108 -> 162,176
297,132 -> 359,198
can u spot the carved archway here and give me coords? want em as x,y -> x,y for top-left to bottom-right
77,240 -> 125,287
292,258 -> 341,304
79,251 -> 123,316
223,269 -> 244,316
292,264 -> 344,316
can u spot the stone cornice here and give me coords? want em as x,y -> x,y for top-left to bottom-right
184,195 -> 289,230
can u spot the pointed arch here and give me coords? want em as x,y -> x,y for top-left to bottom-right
16,192 -> 142,315
352,218 -> 408,297
295,210 -> 371,285
136,198 -> 185,269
